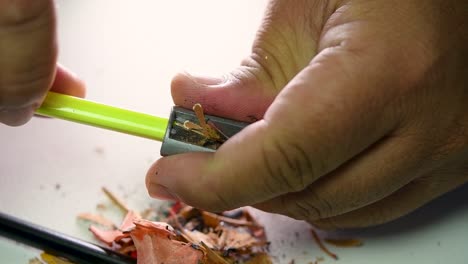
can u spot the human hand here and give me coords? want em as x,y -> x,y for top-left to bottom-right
147,0 -> 468,228
0,0 -> 85,126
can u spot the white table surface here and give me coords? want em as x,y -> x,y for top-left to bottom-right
1,1 -> 467,263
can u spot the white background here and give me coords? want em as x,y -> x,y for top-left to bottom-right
1,1 -> 467,263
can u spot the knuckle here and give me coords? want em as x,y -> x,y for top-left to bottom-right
262,135 -> 314,193
284,139 -> 316,190
287,198 -> 323,221
247,47 -> 290,91
0,69 -> 52,108
288,200 -> 317,221
261,138 -> 298,193
243,34 -> 304,92
397,113 -> 468,166
287,188 -> 335,221
260,139 -> 285,194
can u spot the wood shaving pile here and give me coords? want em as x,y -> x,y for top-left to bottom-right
30,187 -> 363,264
80,188 -> 272,264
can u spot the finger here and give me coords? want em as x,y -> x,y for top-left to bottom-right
0,0 -> 56,125
171,70 -> 275,122
253,130 -> 449,221
310,160 -> 468,229
0,105 -> 37,126
50,64 -> 86,98
147,44 -> 401,211
33,64 -> 86,120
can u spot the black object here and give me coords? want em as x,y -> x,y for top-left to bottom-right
0,211 -> 136,264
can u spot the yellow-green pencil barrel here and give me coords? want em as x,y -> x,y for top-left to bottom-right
36,92 -> 168,141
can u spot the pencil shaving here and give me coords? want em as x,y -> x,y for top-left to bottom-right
82,190 -> 271,264
102,187 -> 130,214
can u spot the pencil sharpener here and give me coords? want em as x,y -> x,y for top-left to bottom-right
160,106 -> 250,156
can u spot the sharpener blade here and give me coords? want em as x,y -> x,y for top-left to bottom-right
160,106 -> 249,156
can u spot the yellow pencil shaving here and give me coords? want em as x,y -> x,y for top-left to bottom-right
102,187 -> 130,214
183,120 -> 204,131
192,104 -> 221,140
193,104 -> 208,128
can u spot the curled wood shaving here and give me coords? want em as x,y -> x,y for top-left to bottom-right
184,229 -> 217,248
89,226 -> 126,246
167,209 -> 193,241
118,245 -> 137,254
130,219 -> 203,264
202,211 -> 260,228
244,253 -> 273,264
192,104 -> 222,141
183,120 -> 204,131
310,229 -> 338,260
218,227 -> 266,249
200,241 -> 230,264
178,205 -> 199,219
119,210 -> 139,231
77,213 -> 116,228
88,210 -> 140,245
102,187 -> 130,213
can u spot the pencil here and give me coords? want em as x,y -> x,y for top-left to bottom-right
0,211 -> 136,264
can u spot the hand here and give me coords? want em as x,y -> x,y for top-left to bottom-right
146,0 -> 468,229
0,0 -> 85,126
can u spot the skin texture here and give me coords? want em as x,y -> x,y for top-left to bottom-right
147,0 -> 468,229
0,0 -> 85,126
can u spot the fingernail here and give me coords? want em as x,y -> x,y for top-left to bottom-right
148,183 -> 178,201
184,72 -> 226,86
